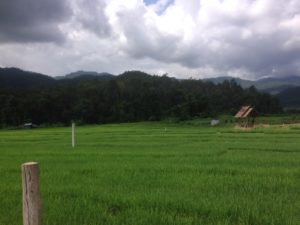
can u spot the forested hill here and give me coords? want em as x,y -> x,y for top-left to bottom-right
0,69 -> 281,126
0,67 -> 56,90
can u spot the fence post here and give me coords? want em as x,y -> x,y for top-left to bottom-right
22,162 -> 41,225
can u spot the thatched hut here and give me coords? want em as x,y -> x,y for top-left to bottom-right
234,106 -> 258,127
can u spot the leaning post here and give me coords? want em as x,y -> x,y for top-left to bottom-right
21,162 -> 42,225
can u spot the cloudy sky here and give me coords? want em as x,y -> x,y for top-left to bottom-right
0,0 -> 300,79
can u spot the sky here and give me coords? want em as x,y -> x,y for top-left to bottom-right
0,0 -> 300,79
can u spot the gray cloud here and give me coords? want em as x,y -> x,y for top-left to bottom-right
116,7 -> 181,61
74,0 -> 111,37
0,0 -> 300,79
0,0 -> 72,43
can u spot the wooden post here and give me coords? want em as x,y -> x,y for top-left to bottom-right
22,162 -> 41,225
72,122 -> 75,148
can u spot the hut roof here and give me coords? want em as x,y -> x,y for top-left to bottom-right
235,106 -> 256,118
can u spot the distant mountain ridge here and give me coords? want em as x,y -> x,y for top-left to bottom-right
204,75 -> 300,94
2,67 -> 299,94
0,67 -> 114,90
204,76 -> 254,88
1,67 -> 300,108
55,70 -> 114,80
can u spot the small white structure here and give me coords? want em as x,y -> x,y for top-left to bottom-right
211,119 -> 220,126
23,123 -> 38,129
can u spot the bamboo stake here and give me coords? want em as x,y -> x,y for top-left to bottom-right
72,122 -> 75,148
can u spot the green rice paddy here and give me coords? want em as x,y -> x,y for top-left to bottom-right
0,119 -> 299,225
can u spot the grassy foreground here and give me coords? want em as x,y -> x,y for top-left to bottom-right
0,120 -> 299,225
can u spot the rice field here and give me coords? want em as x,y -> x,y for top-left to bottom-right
0,119 -> 299,225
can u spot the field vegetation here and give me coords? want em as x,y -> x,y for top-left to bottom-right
0,117 -> 299,225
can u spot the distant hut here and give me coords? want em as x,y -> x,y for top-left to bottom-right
234,106 -> 258,127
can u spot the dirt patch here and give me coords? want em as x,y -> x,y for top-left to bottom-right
235,123 -> 300,130
234,125 -> 254,130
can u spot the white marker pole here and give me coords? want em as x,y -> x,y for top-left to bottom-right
72,122 -> 75,148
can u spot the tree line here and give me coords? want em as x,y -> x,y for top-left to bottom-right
0,71 -> 281,127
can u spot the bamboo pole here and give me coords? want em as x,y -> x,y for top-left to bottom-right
22,162 -> 41,225
72,122 -> 75,148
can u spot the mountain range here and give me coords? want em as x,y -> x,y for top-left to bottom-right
204,76 -> 300,108
55,71 -> 114,80
1,67 -> 299,108
204,75 -> 300,94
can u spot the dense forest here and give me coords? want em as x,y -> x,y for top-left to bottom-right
0,69 -> 281,127
278,86 -> 300,109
